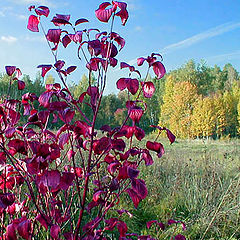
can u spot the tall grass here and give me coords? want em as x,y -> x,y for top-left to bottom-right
118,138 -> 240,239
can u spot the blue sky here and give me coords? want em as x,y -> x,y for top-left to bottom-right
0,0 -> 240,94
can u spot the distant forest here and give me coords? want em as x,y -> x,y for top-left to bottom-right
1,60 -> 240,139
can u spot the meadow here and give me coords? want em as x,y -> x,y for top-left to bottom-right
118,137 -> 240,240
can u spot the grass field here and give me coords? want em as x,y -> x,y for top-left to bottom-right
118,137 -> 240,240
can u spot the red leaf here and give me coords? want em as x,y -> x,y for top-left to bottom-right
129,106 -> 144,123
52,14 -> 70,26
59,133 -> 70,149
142,150 -> 153,166
50,224 -> 61,239
95,2 -> 113,23
146,220 -> 157,229
116,78 -> 127,91
5,66 -> 16,76
126,188 -> 141,208
35,6 -> 50,17
152,61 -> 166,79
66,66 -> 77,74
36,214 -> 49,230
137,57 -> 146,66
27,15 -> 39,32
175,235 -> 186,240
146,141 -> 165,158
134,126 -> 145,140
37,64 -> 52,77
117,220 -> 128,237
62,35 -> 71,48
17,220 -> 32,240
75,18 -> 89,26
142,82 -> 155,98
127,78 -> 139,95
166,128 -> 176,144
39,91 -> 54,108
46,29 -> 61,43
113,1 -> 129,25
47,170 -> 60,189
131,178 -> 148,199
17,80 -> 25,90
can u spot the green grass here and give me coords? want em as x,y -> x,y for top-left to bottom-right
118,137 -> 240,239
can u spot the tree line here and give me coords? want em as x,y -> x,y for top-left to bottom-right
1,59 -> 240,139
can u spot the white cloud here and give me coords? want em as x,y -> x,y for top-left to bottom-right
162,22 -> 240,54
7,0 -> 55,7
134,26 -> 142,32
14,13 -> 28,20
24,35 -> 45,42
1,36 -> 18,43
207,50 -> 240,62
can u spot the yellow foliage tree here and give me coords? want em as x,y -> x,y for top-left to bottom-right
191,96 -> 216,138
160,79 -> 198,138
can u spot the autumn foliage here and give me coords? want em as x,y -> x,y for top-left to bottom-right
0,2 -> 188,240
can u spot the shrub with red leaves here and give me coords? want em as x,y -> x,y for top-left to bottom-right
0,2 -> 185,240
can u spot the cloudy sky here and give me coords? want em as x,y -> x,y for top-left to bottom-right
0,0 -> 240,93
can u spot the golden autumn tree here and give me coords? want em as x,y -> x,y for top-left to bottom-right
160,79 -> 198,138
213,94 -> 227,138
191,96 -> 216,138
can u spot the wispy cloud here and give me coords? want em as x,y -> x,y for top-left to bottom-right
24,35 -> 45,42
207,50 -> 240,62
134,26 -> 142,32
0,6 -> 13,17
162,22 -> 240,54
1,36 -> 18,43
7,0 -> 55,7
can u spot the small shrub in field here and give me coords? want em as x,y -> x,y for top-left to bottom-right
0,2 -> 185,240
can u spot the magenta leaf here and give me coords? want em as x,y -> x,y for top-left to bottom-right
113,1 -> 129,25
35,6 -> 50,17
126,188 -> 141,208
0,193 -> 15,209
142,82 -> 155,98
60,172 -> 75,190
127,167 -> 139,179
46,29 -> 61,43
39,91 -> 54,108
54,60 -> 65,70
166,128 -> 176,144
52,14 -> 71,26
146,141 -> 165,158
27,15 -> 39,32
8,139 -> 27,155
131,178 -> 148,199
50,224 -> 61,239
137,57 -> 146,66
62,35 -> 71,48
36,214 -> 49,230
17,219 -> 32,240
37,64 -> 52,77
134,126 -> 145,141
142,150 -> 153,166
75,18 -> 89,26
6,224 -> 17,240
152,61 -> 166,79
5,66 -> 16,76
146,220 -> 157,229
88,39 -> 102,56
66,66 -> 77,74
117,220 -> 128,237
175,235 -> 186,240
47,170 -> 60,189
95,2 -> 114,23
111,32 -> 125,50
129,106 -> 144,123
17,80 -> 25,90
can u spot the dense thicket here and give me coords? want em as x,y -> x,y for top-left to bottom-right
1,60 -> 239,138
